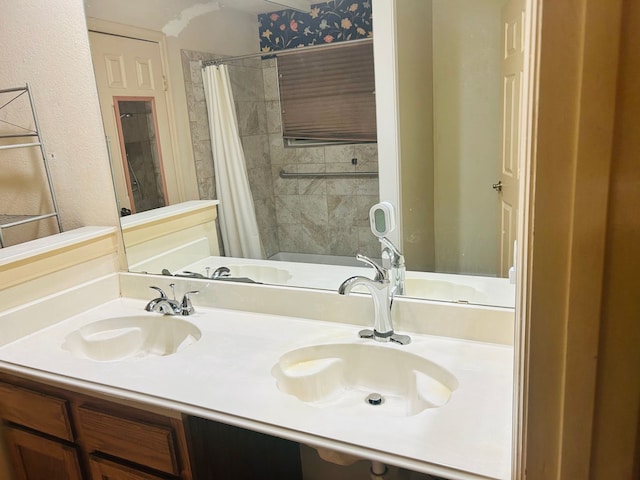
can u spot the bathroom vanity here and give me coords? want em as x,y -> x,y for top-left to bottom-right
0,229 -> 514,480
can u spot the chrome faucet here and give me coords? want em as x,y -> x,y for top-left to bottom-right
211,266 -> 231,279
338,254 -> 411,345
145,284 -> 199,316
379,236 -> 406,296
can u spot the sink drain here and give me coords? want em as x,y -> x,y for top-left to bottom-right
366,393 -> 384,405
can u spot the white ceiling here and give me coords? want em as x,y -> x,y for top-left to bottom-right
222,0 -> 312,14
84,0 -> 313,36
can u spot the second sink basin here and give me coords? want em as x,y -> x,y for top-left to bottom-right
62,315 -> 201,362
272,343 -> 458,416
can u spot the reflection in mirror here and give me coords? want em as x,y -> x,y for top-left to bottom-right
115,99 -> 167,215
85,0 -> 520,308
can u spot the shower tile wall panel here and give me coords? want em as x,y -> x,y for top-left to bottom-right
182,50 -> 216,203
271,142 -> 380,257
263,59 -> 380,258
228,60 -> 279,258
119,100 -> 165,213
182,50 -> 379,259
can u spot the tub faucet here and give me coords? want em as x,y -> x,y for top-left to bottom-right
338,254 -> 411,345
211,266 -> 231,279
145,284 -> 199,316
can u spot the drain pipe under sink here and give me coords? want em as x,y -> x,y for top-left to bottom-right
370,461 -> 389,479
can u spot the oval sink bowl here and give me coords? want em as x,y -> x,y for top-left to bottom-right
272,343 -> 458,417
62,315 -> 201,362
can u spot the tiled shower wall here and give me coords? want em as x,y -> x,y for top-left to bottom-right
119,100 -> 166,213
227,58 -> 280,257
182,50 -> 380,259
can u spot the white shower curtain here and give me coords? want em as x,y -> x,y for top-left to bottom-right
202,64 -> 264,259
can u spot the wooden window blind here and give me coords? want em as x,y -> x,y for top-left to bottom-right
277,40 -> 377,143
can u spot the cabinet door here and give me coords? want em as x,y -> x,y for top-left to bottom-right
88,455 -> 169,480
76,405 -> 178,475
5,425 -> 83,480
0,382 -> 74,441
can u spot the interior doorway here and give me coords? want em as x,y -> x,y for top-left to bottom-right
88,29 -> 178,215
114,98 -> 168,214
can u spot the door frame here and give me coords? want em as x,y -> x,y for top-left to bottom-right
518,0 -> 625,478
87,18 -> 188,205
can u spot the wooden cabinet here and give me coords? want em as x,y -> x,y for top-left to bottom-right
4,425 -> 83,480
88,456 -> 169,480
76,406 -> 181,476
0,375 -> 191,480
0,382 -> 74,442
0,374 -> 304,480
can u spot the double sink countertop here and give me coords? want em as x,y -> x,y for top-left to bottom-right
0,276 -> 513,480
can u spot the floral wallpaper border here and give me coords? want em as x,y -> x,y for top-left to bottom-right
258,0 -> 372,52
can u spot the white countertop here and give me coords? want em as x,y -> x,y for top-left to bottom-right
0,297 -> 513,480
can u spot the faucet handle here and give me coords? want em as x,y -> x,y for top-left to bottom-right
180,291 -> 199,315
355,254 -> 387,281
149,286 -> 167,299
145,286 -> 169,312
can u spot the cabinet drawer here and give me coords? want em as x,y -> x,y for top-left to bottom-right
0,382 -> 74,441
89,455 -> 172,480
77,405 -> 179,475
5,425 -> 83,480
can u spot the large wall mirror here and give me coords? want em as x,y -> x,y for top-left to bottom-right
84,0 -> 524,309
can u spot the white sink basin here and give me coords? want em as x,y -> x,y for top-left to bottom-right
272,343 -> 458,416
62,315 -> 201,362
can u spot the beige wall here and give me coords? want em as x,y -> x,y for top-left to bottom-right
589,0 -> 640,476
0,1 -> 122,471
432,0 -> 503,275
376,0 -> 501,275
0,0 -> 119,246
396,0 -> 435,272
522,0 -> 640,478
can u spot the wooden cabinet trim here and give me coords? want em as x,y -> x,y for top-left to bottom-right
0,382 -> 74,441
76,405 -> 179,476
0,373 -> 193,479
5,425 -> 83,480
89,454 -> 172,480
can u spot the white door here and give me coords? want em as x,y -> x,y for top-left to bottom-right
498,0 -> 526,277
89,31 -> 178,213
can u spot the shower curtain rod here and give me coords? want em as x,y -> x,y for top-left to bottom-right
201,37 -> 373,68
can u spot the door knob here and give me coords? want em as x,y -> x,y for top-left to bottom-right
492,181 -> 503,192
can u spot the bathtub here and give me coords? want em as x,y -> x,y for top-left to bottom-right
268,252 -> 381,268
171,254 -> 515,308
